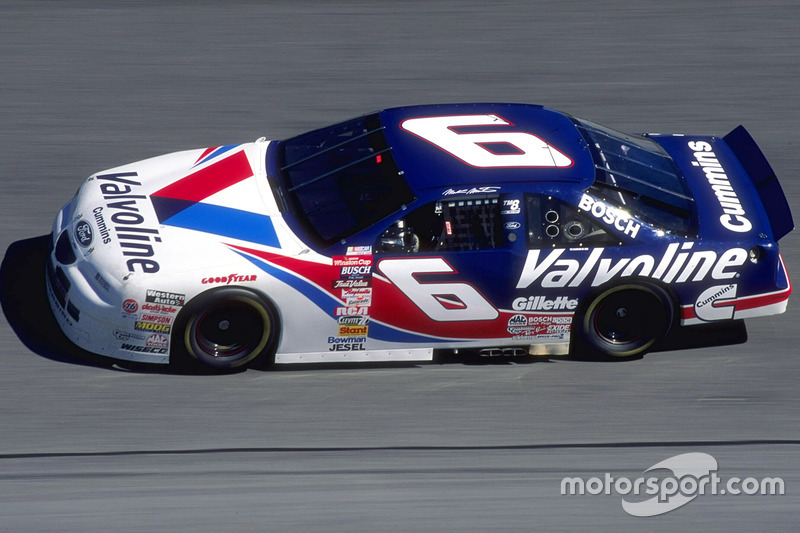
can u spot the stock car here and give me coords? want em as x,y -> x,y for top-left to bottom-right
46,103 -> 793,371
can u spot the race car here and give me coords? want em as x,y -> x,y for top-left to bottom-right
46,103 -> 793,371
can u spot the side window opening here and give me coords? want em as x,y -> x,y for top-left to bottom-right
376,196 -> 506,253
527,194 -> 618,248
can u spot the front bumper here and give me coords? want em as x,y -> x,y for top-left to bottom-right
45,205 -> 170,365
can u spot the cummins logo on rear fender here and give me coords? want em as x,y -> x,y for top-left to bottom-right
516,243 -> 747,289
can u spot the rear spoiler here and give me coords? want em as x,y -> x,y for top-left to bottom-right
724,125 -> 794,240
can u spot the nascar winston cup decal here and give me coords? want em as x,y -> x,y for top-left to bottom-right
560,452 -> 785,516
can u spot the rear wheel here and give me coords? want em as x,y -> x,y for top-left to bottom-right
178,288 -> 278,371
578,283 -> 674,359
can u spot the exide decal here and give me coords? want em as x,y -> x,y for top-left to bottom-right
688,141 -> 752,233
97,172 -> 162,274
516,243 -> 747,289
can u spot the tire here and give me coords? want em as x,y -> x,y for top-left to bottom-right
577,282 -> 674,359
178,288 -> 278,371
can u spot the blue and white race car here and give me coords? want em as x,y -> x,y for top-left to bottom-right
46,103 -> 793,370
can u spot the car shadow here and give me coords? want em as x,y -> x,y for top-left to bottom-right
2,235 -> 748,375
0,235 -> 116,369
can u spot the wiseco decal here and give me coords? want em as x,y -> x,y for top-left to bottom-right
516,243 -> 747,289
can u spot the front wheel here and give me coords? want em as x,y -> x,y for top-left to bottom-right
577,282 -> 674,359
177,288 -> 279,371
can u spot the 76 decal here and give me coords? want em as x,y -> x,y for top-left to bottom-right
400,114 -> 573,168
377,257 -> 498,322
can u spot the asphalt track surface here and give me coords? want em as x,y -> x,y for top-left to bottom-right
1,1 -> 799,531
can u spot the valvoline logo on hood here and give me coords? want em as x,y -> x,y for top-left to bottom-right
88,144 -> 281,275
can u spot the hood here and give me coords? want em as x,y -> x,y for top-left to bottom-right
64,139 -> 300,285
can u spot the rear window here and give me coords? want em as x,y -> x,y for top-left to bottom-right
572,117 -> 697,236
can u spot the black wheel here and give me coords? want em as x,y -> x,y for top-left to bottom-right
579,283 -> 674,359
178,288 -> 278,370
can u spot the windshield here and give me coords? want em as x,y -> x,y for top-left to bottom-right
278,113 -> 415,246
572,117 -> 696,236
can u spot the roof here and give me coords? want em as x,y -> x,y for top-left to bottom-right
379,103 -> 595,194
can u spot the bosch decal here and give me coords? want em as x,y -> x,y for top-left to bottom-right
578,194 -> 641,238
